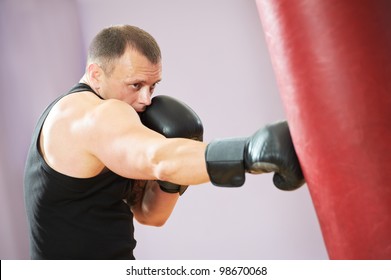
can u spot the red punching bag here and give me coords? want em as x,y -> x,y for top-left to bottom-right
256,0 -> 391,259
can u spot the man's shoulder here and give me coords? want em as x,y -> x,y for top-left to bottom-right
46,92 -> 139,142
49,91 -> 125,122
43,91 -> 105,138
56,91 -> 103,112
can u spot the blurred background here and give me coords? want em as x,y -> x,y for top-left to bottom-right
0,0 -> 328,259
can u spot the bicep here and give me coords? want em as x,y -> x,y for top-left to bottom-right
84,100 -> 166,179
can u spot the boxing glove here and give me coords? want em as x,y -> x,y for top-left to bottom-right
205,121 -> 305,190
139,95 -> 204,195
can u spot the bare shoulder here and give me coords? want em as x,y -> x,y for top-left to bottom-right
86,96 -> 139,126
55,91 -> 132,117
80,97 -> 142,143
41,91 -> 140,178
59,92 -> 145,151
53,92 -> 139,132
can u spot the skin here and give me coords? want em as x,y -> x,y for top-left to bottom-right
39,47 -> 209,226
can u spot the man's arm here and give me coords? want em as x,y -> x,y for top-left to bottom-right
83,99 -> 210,185
126,180 -> 179,227
82,97 -> 304,190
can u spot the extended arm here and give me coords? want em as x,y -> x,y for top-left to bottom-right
85,96 -> 304,189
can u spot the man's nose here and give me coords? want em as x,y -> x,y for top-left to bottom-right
139,88 -> 152,106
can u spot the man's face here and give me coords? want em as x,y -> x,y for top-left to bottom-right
99,48 -> 162,112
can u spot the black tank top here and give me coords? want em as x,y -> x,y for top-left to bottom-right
23,83 -> 136,259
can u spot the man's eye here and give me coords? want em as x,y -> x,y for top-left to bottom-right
131,83 -> 141,90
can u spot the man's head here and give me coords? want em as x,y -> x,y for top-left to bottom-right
85,25 -> 162,112
87,25 -> 161,75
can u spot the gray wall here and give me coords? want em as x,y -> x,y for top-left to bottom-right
0,0 -> 328,259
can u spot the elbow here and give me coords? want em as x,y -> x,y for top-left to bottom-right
133,204 -> 170,228
146,142 -> 179,183
135,215 -> 168,227
150,156 -> 177,183
150,218 -> 168,227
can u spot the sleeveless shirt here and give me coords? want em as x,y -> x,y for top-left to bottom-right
23,83 -> 136,259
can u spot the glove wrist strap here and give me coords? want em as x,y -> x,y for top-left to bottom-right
205,137 -> 247,187
158,180 -> 188,196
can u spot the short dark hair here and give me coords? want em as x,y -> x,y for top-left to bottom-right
87,25 -> 161,74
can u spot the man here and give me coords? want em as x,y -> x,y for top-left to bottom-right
24,25 -> 304,259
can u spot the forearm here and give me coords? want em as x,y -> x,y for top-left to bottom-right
131,180 -> 179,227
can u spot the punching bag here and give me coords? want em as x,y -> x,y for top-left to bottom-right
256,0 -> 391,259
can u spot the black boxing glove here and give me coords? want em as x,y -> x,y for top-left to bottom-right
205,121 -> 305,191
139,95 -> 204,195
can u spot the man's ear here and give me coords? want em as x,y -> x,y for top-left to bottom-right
87,63 -> 103,88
